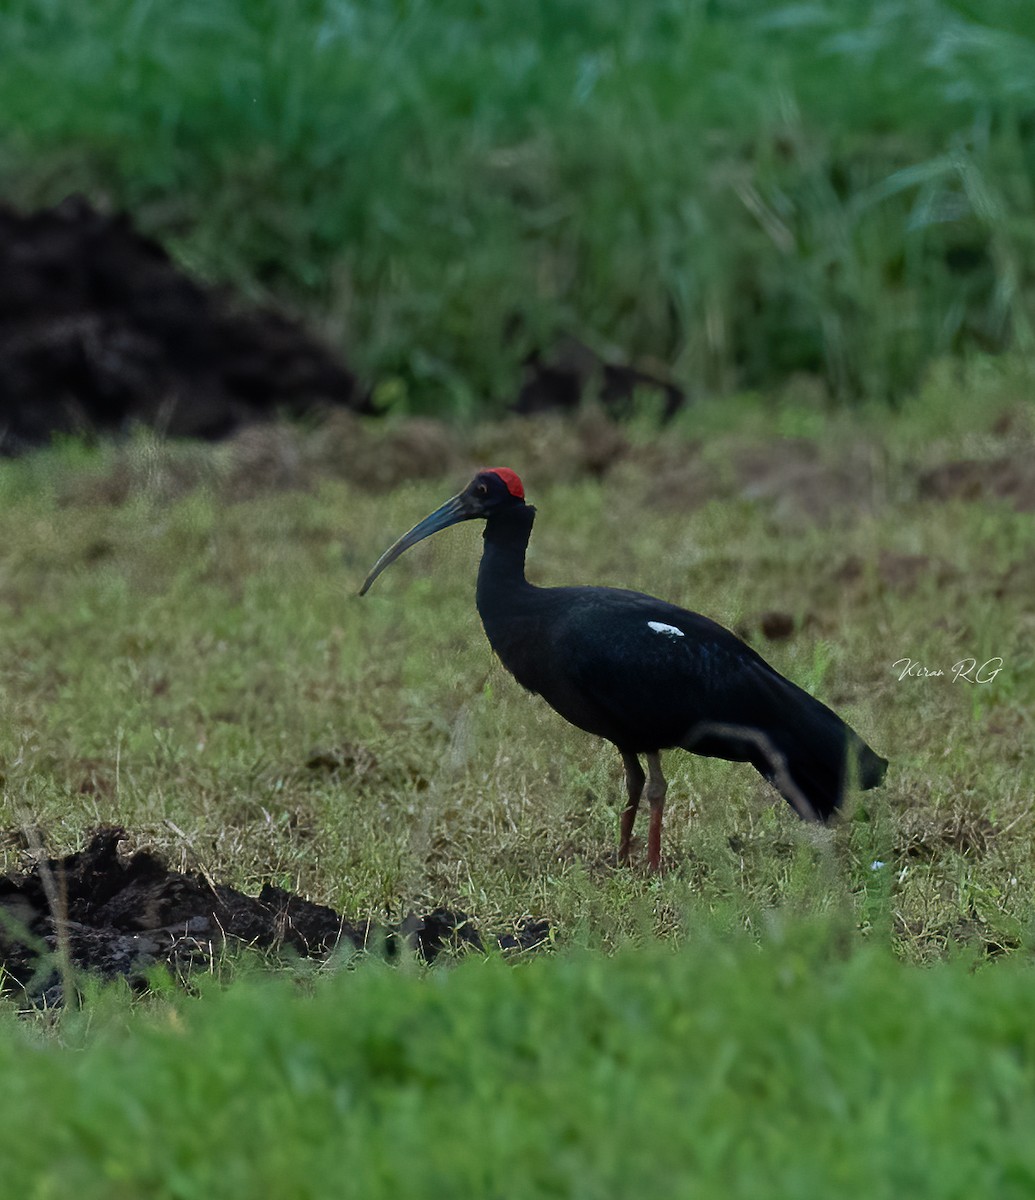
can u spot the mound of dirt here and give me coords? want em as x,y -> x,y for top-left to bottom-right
514,336 -> 684,422
0,196 -> 366,454
0,828 -> 549,1006
0,198 -> 686,454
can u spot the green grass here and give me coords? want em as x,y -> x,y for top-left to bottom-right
0,375 -> 1033,1190
4,4 -> 1034,1181
3,0 -> 1035,409
5,923 -> 1035,1198
0,372 -> 1032,954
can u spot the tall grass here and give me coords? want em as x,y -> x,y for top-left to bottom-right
2,0 -> 1034,411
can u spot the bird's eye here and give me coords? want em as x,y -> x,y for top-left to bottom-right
476,482 -> 488,496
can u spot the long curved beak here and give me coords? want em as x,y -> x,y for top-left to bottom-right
359,492 -> 475,595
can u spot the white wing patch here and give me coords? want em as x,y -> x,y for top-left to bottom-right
647,620 -> 684,638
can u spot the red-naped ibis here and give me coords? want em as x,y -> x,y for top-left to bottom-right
360,468 -> 887,870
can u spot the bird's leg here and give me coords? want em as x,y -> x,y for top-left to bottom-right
645,752 -> 668,872
618,751 -> 645,866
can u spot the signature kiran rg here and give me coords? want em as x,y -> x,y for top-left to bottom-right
891,657 -> 1004,684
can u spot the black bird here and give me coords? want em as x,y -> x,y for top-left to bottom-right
361,468 -> 887,870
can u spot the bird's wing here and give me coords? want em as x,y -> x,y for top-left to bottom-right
537,588 -> 879,819
550,590 -> 802,750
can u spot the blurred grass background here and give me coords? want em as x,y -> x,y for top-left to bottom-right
2,0 -> 1034,411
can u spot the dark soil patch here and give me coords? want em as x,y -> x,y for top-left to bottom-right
515,336 -> 684,422
732,438 -> 878,525
832,550 -> 960,596
919,455 -> 1035,512
0,828 -> 549,1006
734,610 -> 820,644
0,198 -> 685,455
0,196 -> 367,453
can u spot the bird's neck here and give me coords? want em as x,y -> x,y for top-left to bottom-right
477,505 -> 537,604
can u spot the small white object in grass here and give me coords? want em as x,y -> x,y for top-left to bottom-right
648,621 -> 684,638
870,860 -> 885,870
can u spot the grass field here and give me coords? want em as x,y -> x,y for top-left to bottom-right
3,0 -> 1035,1189
0,368 -> 1032,1193
3,0 -> 1035,409
1,371 -> 1031,948
5,925 -> 1035,1198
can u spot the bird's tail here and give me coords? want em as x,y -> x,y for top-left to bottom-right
768,718 -> 888,823
682,711 -> 886,822
677,658 -> 888,822
778,729 -> 893,825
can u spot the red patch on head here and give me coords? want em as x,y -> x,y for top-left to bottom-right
485,467 -> 525,500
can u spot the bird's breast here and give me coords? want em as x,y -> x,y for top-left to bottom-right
478,609 -> 545,693
476,601 -> 629,743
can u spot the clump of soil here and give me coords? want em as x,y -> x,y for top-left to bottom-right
734,610 -> 816,643
514,336 -> 684,422
0,198 -> 685,456
0,196 -> 366,454
0,828 -> 549,1006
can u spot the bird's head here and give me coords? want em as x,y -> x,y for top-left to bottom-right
359,467 -> 526,595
